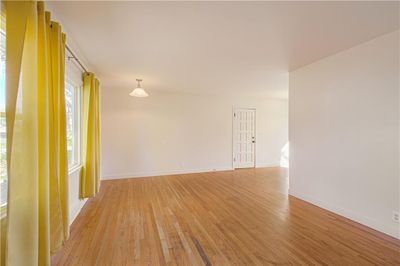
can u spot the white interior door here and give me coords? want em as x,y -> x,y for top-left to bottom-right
233,108 -> 256,168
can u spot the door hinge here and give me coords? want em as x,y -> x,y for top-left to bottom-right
234,112 -> 236,117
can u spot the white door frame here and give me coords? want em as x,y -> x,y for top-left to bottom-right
232,107 -> 256,169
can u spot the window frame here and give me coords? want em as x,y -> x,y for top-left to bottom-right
65,76 -> 83,173
0,10 -> 6,218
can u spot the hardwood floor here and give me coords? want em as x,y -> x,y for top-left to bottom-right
52,167 -> 400,265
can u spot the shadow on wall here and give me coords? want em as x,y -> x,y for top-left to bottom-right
280,142 -> 289,168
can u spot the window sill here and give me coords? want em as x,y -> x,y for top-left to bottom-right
68,164 -> 82,176
0,205 -> 6,220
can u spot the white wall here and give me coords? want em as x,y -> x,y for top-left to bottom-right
100,90 -> 288,179
289,31 -> 399,238
68,168 -> 87,225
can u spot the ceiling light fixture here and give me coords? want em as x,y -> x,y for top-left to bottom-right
129,79 -> 149,97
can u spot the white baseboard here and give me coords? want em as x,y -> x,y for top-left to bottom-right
69,198 -> 88,226
256,162 -> 281,168
289,189 -> 400,239
101,164 -> 283,180
101,167 -> 235,180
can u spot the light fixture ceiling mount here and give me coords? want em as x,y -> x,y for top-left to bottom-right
129,78 -> 149,97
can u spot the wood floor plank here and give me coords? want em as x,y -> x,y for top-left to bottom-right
52,167 -> 400,265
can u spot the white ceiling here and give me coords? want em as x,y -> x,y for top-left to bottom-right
47,1 -> 399,98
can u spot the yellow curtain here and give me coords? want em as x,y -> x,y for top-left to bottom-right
80,73 -> 100,198
4,1 -> 69,265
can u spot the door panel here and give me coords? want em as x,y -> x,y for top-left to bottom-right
233,108 -> 256,168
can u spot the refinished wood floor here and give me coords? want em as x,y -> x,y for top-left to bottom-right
52,167 -> 400,265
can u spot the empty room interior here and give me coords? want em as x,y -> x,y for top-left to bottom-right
1,1 -> 399,265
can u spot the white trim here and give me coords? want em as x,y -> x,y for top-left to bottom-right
102,167 -> 234,180
256,162 -> 280,168
289,189 -> 400,239
69,198 -> 87,226
101,165 -> 280,181
232,107 -> 235,170
68,164 -> 82,176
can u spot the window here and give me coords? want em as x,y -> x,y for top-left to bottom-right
65,79 -> 81,170
0,24 -> 6,212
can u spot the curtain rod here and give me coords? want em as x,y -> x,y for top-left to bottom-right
65,44 -> 88,73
